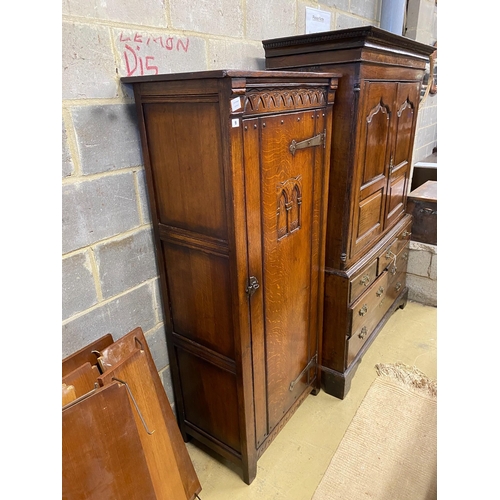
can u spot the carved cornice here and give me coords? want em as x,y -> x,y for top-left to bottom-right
244,88 -> 327,115
262,26 -> 435,58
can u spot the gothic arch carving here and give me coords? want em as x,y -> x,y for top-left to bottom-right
277,176 -> 302,240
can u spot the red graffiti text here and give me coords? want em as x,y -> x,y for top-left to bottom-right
119,32 -> 190,77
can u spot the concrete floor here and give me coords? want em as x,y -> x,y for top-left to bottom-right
186,300 -> 437,500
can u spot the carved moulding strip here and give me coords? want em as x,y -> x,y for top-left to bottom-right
367,100 -> 390,123
397,98 -> 414,117
244,88 -> 327,115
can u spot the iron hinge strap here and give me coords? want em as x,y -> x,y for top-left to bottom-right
289,354 -> 318,391
289,130 -> 326,156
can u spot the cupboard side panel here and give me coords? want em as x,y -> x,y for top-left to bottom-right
142,102 -> 228,240
162,244 -> 235,359
176,349 -> 241,454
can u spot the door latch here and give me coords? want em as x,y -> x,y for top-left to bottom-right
245,276 -> 260,297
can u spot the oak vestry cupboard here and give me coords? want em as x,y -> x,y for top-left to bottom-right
122,70 -> 339,484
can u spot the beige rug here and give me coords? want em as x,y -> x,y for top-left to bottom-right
312,363 -> 437,500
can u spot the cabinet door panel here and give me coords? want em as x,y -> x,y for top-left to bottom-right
252,110 -> 320,433
385,82 -> 420,229
351,82 -> 397,259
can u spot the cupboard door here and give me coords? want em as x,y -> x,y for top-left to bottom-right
245,109 -> 323,438
385,82 -> 420,229
350,81 -> 397,260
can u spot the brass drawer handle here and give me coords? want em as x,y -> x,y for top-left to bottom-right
376,286 -> 384,297
359,326 -> 368,339
402,252 -> 408,261
402,230 -> 411,238
359,304 -> 368,316
385,249 -> 395,260
395,282 -> 402,292
360,274 -> 371,286
390,266 -> 397,275
419,208 -> 437,215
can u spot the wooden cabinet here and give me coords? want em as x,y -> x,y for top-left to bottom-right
407,180 -> 437,245
122,70 -> 339,484
263,26 -> 434,398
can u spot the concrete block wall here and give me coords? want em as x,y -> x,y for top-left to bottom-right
62,0 -> 437,396
406,0 -> 438,163
407,241 -> 437,307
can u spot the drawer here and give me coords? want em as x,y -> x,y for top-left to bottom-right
386,241 -> 409,279
347,272 -> 391,366
387,270 -> 406,303
378,222 -> 412,272
349,258 -> 378,303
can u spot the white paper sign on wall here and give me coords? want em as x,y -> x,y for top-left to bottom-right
305,7 -> 331,34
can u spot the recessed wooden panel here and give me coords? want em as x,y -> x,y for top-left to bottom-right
176,348 -> 241,453
359,81 -> 395,188
355,188 -> 383,243
362,101 -> 391,186
386,171 -> 407,223
163,243 -> 235,359
143,101 -> 227,240
393,83 -> 419,168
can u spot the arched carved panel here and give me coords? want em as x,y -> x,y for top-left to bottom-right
394,97 -> 415,167
289,185 -> 302,233
277,190 -> 288,240
277,176 -> 302,240
362,100 -> 391,186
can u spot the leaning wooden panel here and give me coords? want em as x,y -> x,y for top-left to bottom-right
62,381 -> 156,500
98,350 -> 191,500
62,333 -> 114,377
62,362 -> 99,398
97,327 -> 201,500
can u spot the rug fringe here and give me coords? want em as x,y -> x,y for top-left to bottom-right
375,362 -> 437,398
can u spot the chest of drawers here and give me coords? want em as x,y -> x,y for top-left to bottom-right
263,26 -> 433,398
